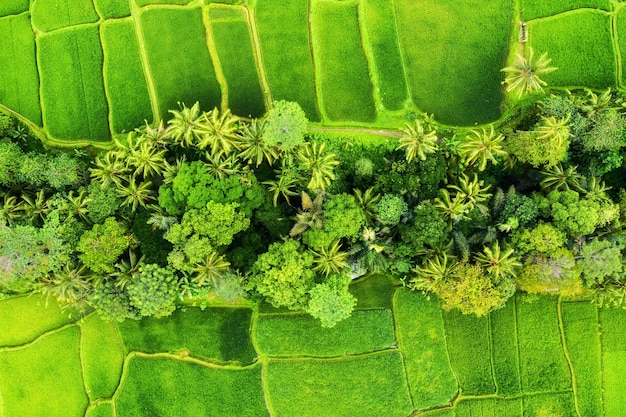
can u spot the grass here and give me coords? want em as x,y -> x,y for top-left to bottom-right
86,403 -> 113,417
600,306 -> 626,417
38,26 -> 111,141
442,309 -> 496,395
139,6 -> 221,120
455,397 -> 523,417
94,0 -> 131,20
254,309 -> 395,357
522,392 -> 578,417
393,290 -> 458,409
117,307 -> 256,364
266,352 -> 413,417
349,273 -> 397,310
0,326 -> 88,417
100,19 -> 153,133
361,0 -> 408,111
208,7 -> 266,118
516,294 -> 571,392
31,0 -> 99,32
136,0 -> 190,6
615,6 -> 626,85
0,294 -> 73,346
0,13 -> 42,125
310,0 -> 376,123
394,0 -> 512,126
0,0 -> 28,17
80,313 -> 125,399
561,301 -> 603,417
490,298 -> 521,396
528,10 -> 616,89
115,356 -> 268,417
520,0 -> 611,20
254,0 -> 320,121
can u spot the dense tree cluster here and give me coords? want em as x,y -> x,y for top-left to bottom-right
3,87 -> 626,326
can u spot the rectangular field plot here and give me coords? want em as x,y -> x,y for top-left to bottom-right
32,0 -> 99,32
254,0 -> 320,120
140,7 -> 221,120
80,313 -> 125,399
0,14 -> 41,125
520,0 -> 611,20
116,357 -> 269,417
394,0 -> 512,126
254,309 -> 395,356
86,403 -> 113,417
393,290 -> 458,409
0,326 -> 88,417
615,6 -> 626,85
516,294 -> 571,392
136,0 -> 190,6
455,397 -> 522,417
101,19 -> 153,133
0,294 -> 74,347
208,7 -> 266,118
600,307 -> 626,417
522,392 -> 578,417
266,352 -> 413,417
38,26 -> 111,141
94,0 -> 131,19
310,0 -> 376,122
0,0 -> 29,17
490,298 -> 521,396
561,301 -> 603,417
117,307 -> 256,364
350,273 -> 397,310
528,10 -> 616,89
361,0 -> 408,111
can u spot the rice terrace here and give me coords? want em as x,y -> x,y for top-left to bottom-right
2,0 -> 626,416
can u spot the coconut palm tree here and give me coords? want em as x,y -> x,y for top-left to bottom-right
192,252 -> 231,287
197,108 -> 240,156
539,163 -> 583,192
353,187 -> 381,226
60,190 -> 92,223
459,125 -> 508,171
236,119 -> 280,167
162,156 -> 186,185
137,119 -> 169,150
18,189 -> 50,225
310,240 -> 349,277
289,191 -> 325,236
474,241 -> 521,281
111,249 -> 145,290
0,193 -> 21,226
448,173 -> 492,210
117,176 -> 155,212
537,115 -> 571,148
38,261 -> 94,310
167,102 -> 205,147
411,252 -> 458,292
204,151 -> 245,180
396,120 -> 438,162
297,142 -> 339,191
502,48 -> 557,98
433,189 -> 471,223
263,166 -> 300,207
90,152 -> 129,188
126,138 -> 168,179
146,205 -> 178,232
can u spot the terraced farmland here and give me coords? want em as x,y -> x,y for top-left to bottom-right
2,0 -> 626,144
1,275 -> 624,416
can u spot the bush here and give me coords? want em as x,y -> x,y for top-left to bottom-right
376,194 -> 407,226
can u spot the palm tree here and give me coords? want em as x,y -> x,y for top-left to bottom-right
289,191 -> 325,236
583,176 -> 612,203
137,119 -> 169,150
297,142 -> 339,191
396,120 -> 438,162
18,189 -> 50,225
502,48 -> 557,98
146,205 -> 178,232
38,261 -> 93,310
353,188 -> 381,226
448,173 -> 492,210
167,102 -> 205,147
204,151 -> 244,180
539,163 -> 583,192
537,115 -> 571,149
433,189 -> 471,222
117,176 -> 155,212
90,152 -> 129,188
310,240 -> 349,277
263,166 -> 300,207
459,125 -> 508,171
162,156 -> 186,185
111,249 -> 145,289
236,119 -> 280,167
0,193 -> 21,226
192,252 -> 231,287
60,190 -> 92,223
474,241 -> 521,281
411,252 -> 458,292
126,138 -> 168,179
197,108 -> 240,156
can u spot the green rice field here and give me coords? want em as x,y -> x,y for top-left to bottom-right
1,277 -> 624,416
3,0 -> 626,143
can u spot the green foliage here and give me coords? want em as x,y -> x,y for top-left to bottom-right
127,264 -> 178,317
399,203 -> 454,254
249,239 -> 315,310
576,238 -> 623,285
88,279 -> 138,322
86,182 -> 121,224
46,153 -> 83,189
17,152 -> 48,187
307,282 -> 356,328
262,100 -> 308,150
581,108 -> 626,152
0,139 -> 22,186
354,157 -> 374,177
376,194 -> 407,226
499,192 -> 538,227
511,222 -> 567,256
507,128 -> 568,168
78,217 -> 128,274
303,193 -> 364,249
375,153 -> 446,201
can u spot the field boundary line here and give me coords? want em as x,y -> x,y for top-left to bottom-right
245,5 -> 273,109
77,325 -> 95,405
110,353 -> 132,405
356,0 -> 382,116
308,125 -> 402,137
260,359 -> 275,417
131,351 -> 259,369
389,0 -> 413,108
556,297 -> 582,417
267,348 -> 399,363
130,0 -> 160,123
99,20 -> 117,136
439,308 -> 461,399
513,295 -> 525,392
34,20 -> 102,36
0,10 -> 29,20
202,5 -> 229,112
612,4 -> 624,88
0,315 -> 85,351
487,315 -> 499,394
308,0 -> 328,123
391,288 -> 417,411
524,7 -> 611,24
598,307 -> 607,417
